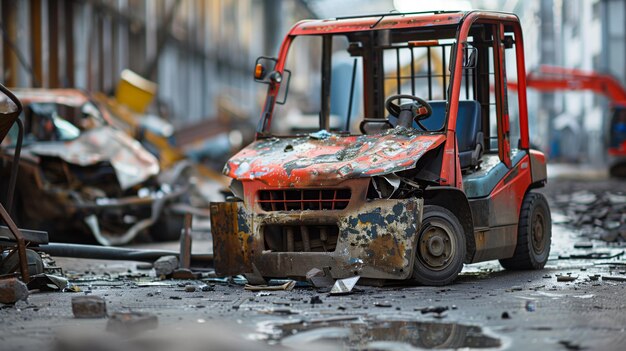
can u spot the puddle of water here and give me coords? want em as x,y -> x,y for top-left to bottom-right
260,318 -> 502,350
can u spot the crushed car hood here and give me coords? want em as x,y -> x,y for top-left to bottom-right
28,126 -> 159,190
224,128 -> 446,187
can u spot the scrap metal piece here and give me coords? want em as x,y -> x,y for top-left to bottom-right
244,280 -> 296,291
210,201 -> 252,276
27,126 -> 159,190
179,214 -> 192,269
306,268 -> 334,288
27,273 -> 68,291
330,276 -> 360,295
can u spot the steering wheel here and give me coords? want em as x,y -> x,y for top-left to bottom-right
385,94 -> 433,130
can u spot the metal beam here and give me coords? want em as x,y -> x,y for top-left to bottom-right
64,0 -> 74,87
48,0 -> 59,87
30,0 -> 43,87
1,1 -> 18,87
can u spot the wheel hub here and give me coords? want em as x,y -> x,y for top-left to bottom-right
532,212 -> 546,254
418,221 -> 455,271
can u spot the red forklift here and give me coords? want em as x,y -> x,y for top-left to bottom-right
210,11 -> 551,285
520,65 -> 626,177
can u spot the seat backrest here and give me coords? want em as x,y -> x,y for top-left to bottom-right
455,100 -> 482,152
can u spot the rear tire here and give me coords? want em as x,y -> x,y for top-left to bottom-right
500,192 -> 551,270
412,205 -> 466,286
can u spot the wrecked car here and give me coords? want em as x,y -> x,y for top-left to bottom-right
0,89 -> 193,245
210,11 -> 552,285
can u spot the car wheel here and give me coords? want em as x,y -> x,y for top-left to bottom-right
499,192 -> 551,270
412,205 -> 466,286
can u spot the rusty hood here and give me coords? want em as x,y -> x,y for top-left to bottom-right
224,128 -> 446,187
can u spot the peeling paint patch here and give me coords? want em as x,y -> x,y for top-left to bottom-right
224,130 -> 445,187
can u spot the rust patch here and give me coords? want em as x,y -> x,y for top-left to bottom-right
365,233 -> 406,271
209,202 -> 252,276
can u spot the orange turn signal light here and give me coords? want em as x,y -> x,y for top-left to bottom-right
254,64 -> 265,79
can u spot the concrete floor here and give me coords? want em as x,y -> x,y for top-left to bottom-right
1,167 -> 626,351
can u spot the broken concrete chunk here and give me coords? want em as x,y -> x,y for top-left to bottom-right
106,312 -> 158,336
72,295 -> 107,318
0,278 -> 29,304
153,255 -> 178,277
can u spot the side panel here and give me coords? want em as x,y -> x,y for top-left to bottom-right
529,150 -> 547,185
469,154 -> 532,262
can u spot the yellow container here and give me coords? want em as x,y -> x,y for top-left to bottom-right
115,69 -> 158,114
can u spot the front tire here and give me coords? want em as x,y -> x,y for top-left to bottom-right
412,205 -> 466,286
500,192 -> 551,270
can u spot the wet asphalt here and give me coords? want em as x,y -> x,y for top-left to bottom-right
1,165 -> 625,351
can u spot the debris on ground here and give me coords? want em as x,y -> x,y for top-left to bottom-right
557,275 -> 578,282
305,268 -> 334,288
330,276 -> 360,295
0,278 -> 29,304
153,255 -> 179,277
171,268 -> 200,279
559,340 -> 585,350
72,295 -> 107,318
27,273 -> 68,291
106,312 -> 158,336
573,242 -> 593,249
373,301 -> 392,308
501,311 -> 511,319
558,251 -> 624,260
184,284 -> 196,292
419,306 -> 449,315
550,189 -> 626,243
601,275 -> 626,282
309,295 -> 323,305
244,280 -> 296,291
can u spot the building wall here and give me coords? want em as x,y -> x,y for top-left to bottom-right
0,0 -> 314,129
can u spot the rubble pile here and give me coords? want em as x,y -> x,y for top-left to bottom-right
551,190 -> 626,243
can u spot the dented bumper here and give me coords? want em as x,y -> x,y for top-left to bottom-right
210,197 -> 423,280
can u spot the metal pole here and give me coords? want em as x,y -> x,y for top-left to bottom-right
36,243 -> 213,267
